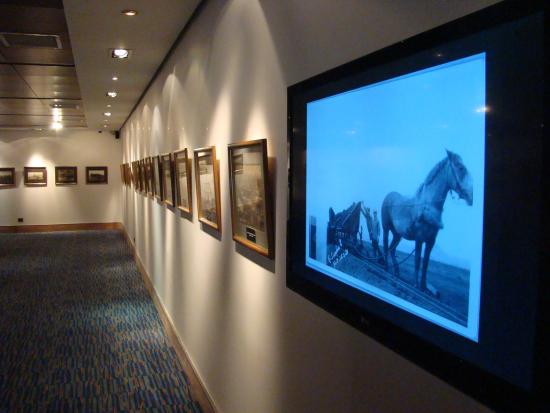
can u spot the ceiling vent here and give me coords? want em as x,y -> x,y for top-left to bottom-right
0,32 -> 62,49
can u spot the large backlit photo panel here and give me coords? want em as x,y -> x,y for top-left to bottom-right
305,54 -> 485,341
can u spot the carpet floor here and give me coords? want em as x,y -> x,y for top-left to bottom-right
0,230 -> 202,413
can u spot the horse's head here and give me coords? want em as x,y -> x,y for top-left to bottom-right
446,149 -> 473,206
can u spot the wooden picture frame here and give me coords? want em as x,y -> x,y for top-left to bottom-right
173,148 -> 193,214
146,157 -> 154,196
161,153 -> 175,206
228,139 -> 273,257
55,166 -> 77,185
194,146 -> 221,230
24,167 -> 47,186
153,155 -> 162,199
139,159 -> 145,193
86,166 -> 108,184
132,161 -> 139,189
0,167 -> 16,188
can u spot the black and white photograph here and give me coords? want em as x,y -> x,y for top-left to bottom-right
173,149 -> 192,213
228,139 -> 272,257
55,166 -> 77,185
194,146 -> 221,230
86,166 -> 108,184
153,155 -> 162,199
161,153 -> 174,206
305,54 -> 485,340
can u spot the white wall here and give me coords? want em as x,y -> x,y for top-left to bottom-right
121,1 -> 500,412
0,129 -> 122,226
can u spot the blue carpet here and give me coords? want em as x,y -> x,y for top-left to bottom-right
0,230 -> 202,413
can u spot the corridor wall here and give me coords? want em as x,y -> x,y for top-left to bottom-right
0,129 -> 122,226
120,1 -> 501,412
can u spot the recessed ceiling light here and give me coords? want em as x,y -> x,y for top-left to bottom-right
122,9 -> 138,16
104,112 -> 112,117
50,122 -> 63,130
106,91 -> 117,98
112,48 -> 129,59
106,104 -> 111,108
112,76 -> 118,81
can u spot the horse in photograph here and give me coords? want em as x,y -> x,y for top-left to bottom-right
381,150 -> 473,293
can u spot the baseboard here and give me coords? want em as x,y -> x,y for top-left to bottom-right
120,225 -> 218,413
0,222 -> 123,233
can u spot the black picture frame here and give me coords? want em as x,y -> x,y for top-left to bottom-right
286,2 -> 547,412
86,166 -> 108,185
55,166 -> 77,185
0,167 -> 16,187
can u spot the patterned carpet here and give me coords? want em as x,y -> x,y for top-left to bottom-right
0,230 -> 202,413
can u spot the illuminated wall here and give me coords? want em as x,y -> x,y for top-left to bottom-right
0,129 -> 122,226
121,1 -> 500,412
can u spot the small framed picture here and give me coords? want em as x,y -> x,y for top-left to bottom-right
228,139 -> 273,257
24,167 -> 47,186
161,153 -> 175,206
194,146 -> 221,230
173,149 -> 193,214
0,168 -> 16,188
153,155 -> 162,199
55,166 -> 77,185
139,160 -> 146,193
132,161 -> 139,189
146,157 -> 154,196
86,166 -> 108,184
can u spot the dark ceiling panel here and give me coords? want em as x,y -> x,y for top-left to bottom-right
0,1 -> 84,128
0,97 -> 50,115
14,65 -> 81,99
0,114 -> 85,127
0,64 -> 36,97
0,98 -> 84,116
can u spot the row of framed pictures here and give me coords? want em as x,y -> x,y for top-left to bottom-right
122,139 -> 273,257
0,166 -> 109,187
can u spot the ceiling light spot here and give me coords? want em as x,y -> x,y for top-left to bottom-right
106,104 -> 111,108
104,112 -> 112,117
122,9 -> 138,16
106,91 -> 117,98
112,48 -> 129,59
112,76 -> 118,81
103,125 -> 108,128
50,122 -> 63,130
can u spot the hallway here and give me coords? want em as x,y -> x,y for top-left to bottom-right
0,230 -> 202,413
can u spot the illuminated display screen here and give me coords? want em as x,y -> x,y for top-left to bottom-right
305,54 -> 486,340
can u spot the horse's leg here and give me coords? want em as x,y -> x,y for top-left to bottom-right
420,239 -> 435,292
414,241 -> 422,288
383,228 -> 389,271
388,234 -> 402,277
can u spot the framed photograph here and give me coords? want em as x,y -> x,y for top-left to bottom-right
139,159 -> 146,193
86,166 -> 108,184
55,166 -> 77,185
173,149 -> 193,214
24,167 -> 47,186
132,161 -> 139,189
194,146 -> 221,230
228,139 -> 273,257
287,2 -> 546,411
146,157 -> 154,196
0,167 -> 15,187
153,155 -> 162,199
161,153 -> 175,206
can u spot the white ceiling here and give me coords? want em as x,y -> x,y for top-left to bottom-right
63,0 -> 200,133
